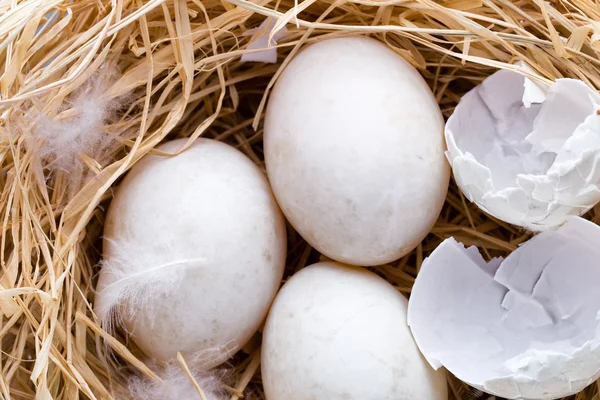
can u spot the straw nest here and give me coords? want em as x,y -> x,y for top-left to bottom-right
2,0 -> 600,399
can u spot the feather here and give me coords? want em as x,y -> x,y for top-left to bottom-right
128,363 -> 229,400
31,67 -> 122,170
24,66 -> 129,198
95,237 -> 207,334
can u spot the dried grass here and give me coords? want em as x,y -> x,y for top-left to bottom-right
1,0 -> 600,399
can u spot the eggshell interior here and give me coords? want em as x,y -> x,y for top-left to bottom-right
408,216 -> 600,399
445,66 -> 600,230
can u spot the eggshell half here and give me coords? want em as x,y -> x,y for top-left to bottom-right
408,216 -> 600,399
262,262 -> 448,400
446,65 -> 600,230
264,36 -> 449,266
95,138 -> 286,368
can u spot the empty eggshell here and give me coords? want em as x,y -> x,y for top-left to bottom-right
262,262 -> 448,400
95,138 -> 286,368
446,65 -> 600,231
407,216 -> 600,399
264,36 -> 449,266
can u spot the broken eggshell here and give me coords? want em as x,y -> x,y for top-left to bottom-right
407,216 -> 600,399
240,18 -> 287,63
445,66 -> 600,231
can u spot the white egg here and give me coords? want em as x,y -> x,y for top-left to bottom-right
262,262 -> 448,400
264,36 -> 449,266
445,64 -> 600,231
408,216 -> 600,399
95,138 -> 286,368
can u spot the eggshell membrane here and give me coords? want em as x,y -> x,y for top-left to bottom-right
408,216 -> 600,399
262,262 -> 448,400
264,36 -> 449,266
445,66 -> 600,231
96,138 -> 286,367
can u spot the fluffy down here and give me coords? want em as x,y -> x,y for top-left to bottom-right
128,364 -> 228,400
30,67 -> 122,172
23,66 -> 127,200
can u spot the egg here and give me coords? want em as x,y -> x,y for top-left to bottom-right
264,36 -> 449,266
408,216 -> 600,399
95,138 -> 286,368
262,262 -> 448,400
445,64 -> 600,230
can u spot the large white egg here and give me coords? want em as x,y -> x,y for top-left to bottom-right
264,36 -> 449,266
95,138 -> 286,368
262,262 -> 448,400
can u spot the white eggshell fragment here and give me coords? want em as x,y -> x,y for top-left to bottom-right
408,216 -> 600,399
240,18 -> 287,63
446,66 -> 600,231
264,36 -> 449,266
262,262 -> 448,400
95,138 -> 286,367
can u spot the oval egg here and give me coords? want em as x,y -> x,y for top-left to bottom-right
95,138 -> 286,367
264,36 -> 449,266
262,262 -> 448,400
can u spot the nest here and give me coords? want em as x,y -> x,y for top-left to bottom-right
1,0 -> 600,399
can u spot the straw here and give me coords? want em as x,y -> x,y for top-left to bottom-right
1,0 -> 600,398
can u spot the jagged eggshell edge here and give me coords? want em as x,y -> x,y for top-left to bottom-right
407,216 -> 600,399
445,69 -> 600,231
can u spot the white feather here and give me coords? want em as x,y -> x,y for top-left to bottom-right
95,237 -> 207,334
128,364 -> 229,400
31,68 -> 122,171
